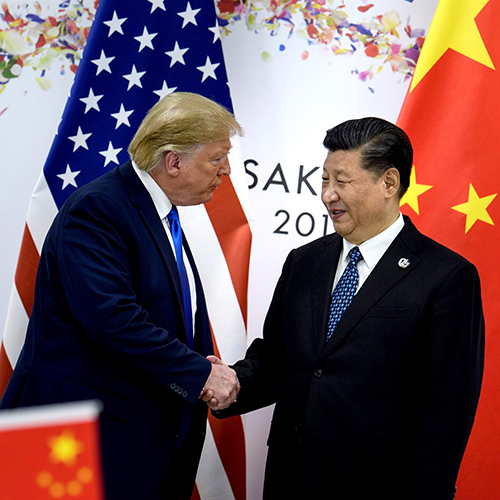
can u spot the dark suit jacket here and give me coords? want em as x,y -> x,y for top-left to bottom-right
217,216 -> 484,500
0,162 -> 213,499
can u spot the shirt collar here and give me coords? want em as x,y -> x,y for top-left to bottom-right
342,213 -> 405,269
132,161 -> 172,220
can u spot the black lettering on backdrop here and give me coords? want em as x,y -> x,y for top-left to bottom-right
274,211 -> 331,237
263,164 -> 290,193
244,159 -> 258,189
297,166 -> 319,195
244,158 -> 329,236
244,159 -> 321,194
295,212 -> 315,237
274,210 -> 290,234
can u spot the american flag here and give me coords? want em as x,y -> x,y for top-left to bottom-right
0,1 -> 252,499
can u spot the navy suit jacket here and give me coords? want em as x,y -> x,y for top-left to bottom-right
1,162 -> 213,499
217,216 -> 484,500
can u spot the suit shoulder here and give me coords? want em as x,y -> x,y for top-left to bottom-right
402,217 -> 477,270
60,166 -> 129,213
291,232 -> 340,257
414,230 -> 478,275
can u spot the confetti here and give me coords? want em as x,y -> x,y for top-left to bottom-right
0,1 -> 95,91
0,1 -> 428,92
215,0 -> 427,84
261,50 -> 273,62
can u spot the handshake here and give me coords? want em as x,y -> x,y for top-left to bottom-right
199,355 -> 240,410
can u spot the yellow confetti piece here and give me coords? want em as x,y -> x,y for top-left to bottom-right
261,51 -> 273,62
36,76 -> 53,90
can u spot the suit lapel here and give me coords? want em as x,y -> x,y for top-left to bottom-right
183,238 -> 213,355
119,162 -> 186,324
311,235 -> 343,354
321,218 -> 424,358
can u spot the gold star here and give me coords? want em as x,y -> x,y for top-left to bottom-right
400,165 -> 432,215
48,430 -> 84,467
411,0 -> 494,91
452,184 -> 497,233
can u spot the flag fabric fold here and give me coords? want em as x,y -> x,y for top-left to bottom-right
0,1 -> 251,498
398,0 -> 500,497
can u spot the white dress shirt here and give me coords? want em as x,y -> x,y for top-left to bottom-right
332,213 -> 405,294
132,162 -> 197,332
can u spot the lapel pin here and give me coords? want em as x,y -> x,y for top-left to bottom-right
398,258 -> 410,269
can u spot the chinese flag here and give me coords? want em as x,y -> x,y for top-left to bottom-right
397,0 -> 500,497
0,401 -> 104,499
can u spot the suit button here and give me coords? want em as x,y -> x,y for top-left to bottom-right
314,369 -> 323,378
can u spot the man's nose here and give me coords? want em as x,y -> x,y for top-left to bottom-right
322,186 -> 339,203
220,158 -> 231,176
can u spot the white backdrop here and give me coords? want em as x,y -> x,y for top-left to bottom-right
0,1 -> 438,498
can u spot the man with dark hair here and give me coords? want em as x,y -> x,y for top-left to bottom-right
212,117 -> 484,500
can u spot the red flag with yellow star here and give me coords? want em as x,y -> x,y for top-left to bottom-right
397,0 -> 500,497
0,401 -> 104,499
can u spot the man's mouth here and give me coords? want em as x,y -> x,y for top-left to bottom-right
330,209 -> 346,220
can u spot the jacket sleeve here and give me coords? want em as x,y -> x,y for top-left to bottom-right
55,192 -> 211,405
408,261 -> 484,499
214,250 -> 296,418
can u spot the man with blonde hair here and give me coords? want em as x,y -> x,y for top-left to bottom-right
1,92 -> 242,499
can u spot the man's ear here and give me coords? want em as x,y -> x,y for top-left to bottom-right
164,151 -> 181,177
383,167 -> 400,199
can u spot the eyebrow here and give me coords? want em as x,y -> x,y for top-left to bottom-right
324,166 -> 347,175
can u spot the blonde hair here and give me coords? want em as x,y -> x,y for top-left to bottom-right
128,92 -> 243,172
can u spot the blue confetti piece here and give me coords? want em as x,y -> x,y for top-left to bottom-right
26,14 -> 45,23
350,23 -> 372,36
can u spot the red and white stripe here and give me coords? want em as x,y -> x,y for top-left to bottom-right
0,173 -> 57,395
182,137 -> 252,500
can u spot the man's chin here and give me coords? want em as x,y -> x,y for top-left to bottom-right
202,193 -> 215,204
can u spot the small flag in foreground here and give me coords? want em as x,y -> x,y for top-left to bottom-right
0,400 -> 104,499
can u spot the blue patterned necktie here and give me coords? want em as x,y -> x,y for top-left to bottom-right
326,246 -> 363,341
167,206 -> 194,350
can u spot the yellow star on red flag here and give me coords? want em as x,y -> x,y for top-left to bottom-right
48,429 -> 84,466
451,183 -> 497,233
411,0 -> 495,91
400,165 -> 432,215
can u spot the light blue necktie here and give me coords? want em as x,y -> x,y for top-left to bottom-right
326,246 -> 363,341
167,206 -> 194,350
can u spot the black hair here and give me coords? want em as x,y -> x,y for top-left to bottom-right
323,117 -> 413,196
